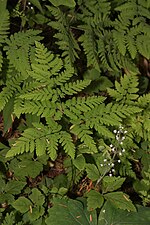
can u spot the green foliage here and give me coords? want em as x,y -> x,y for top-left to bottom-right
49,0 -> 76,8
99,201 -> 150,225
104,192 -> 136,212
45,198 -> 97,225
0,0 -> 9,71
86,190 -> 104,211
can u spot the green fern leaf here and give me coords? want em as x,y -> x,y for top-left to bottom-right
0,5 -> 9,46
46,134 -> 59,161
47,6 -> 79,64
61,79 -> 91,95
2,212 -> 15,225
4,30 -> 43,77
79,31 -> 100,70
113,31 -> 126,56
70,124 -> 97,153
126,35 -> 137,59
59,131 -> 75,159
36,138 -> 46,156
136,34 -> 150,59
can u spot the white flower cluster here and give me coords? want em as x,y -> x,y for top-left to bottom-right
28,1 -> 34,10
108,125 -> 127,176
113,125 -> 127,145
98,125 -> 128,179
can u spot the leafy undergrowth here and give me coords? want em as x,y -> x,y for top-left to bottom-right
0,0 -> 150,224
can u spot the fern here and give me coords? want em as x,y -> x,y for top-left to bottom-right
78,0 -> 150,72
70,124 -> 98,154
47,6 -> 79,64
4,30 -> 43,77
0,0 -> 9,72
79,30 -> 100,71
107,73 -> 139,104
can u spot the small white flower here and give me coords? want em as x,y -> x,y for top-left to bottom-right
108,163 -> 111,166
104,159 -> 107,162
124,130 -> 127,134
110,144 -> 113,148
100,164 -> 103,167
121,136 -> 125,140
122,149 -> 125,152
116,135 -> 119,140
120,142 -> 123,145
118,159 -> 121,163
102,210 -> 106,213
112,169 -> 115,172
119,152 -> 122,156
28,1 -> 31,5
113,130 -> 117,133
30,6 -> 34,9
112,147 -> 115,152
109,173 -> 112,177
111,163 -> 115,167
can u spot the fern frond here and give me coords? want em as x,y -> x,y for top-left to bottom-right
94,124 -> 114,138
0,5 -> 9,46
65,96 -> 106,117
0,51 -> 2,72
70,124 -> 97,154
46,134 -> 59,160
113,30 -> 126,56
6,122 -> 59,158
108,73 -> 139,103
126,34 -> 137,59
136,34 -> 150,59
59,131 -> 75,159
0,2 -> 9,71
0,73 -> 22,111
4,30 -> 43,77
47,6 -> 79,64
79,30 -> 100,70
138,94 -> 150,107
60,79 -> 91,95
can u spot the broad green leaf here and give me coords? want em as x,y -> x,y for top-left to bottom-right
49,0 -> 76,8
12,197 -> 32,213
25,206 -> 45,222
5,180 -> 26,195
45,198 -> 97,225
104,192 -> 136,212
87,190 -> 104,211
102,176 -> 125,193
86,164 -> 100,181
73,154 -> 86,170
9,158 -> 43,180
0,193 -> 14,204
98,201 -> 150,225
29,188 -> 45,206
